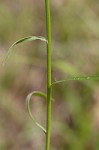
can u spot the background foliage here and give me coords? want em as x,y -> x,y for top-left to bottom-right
0,0 -> 99,150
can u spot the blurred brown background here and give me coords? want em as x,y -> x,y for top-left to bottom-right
0,0 -> 99,150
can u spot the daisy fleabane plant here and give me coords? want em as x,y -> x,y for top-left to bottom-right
3,0 -> 99,150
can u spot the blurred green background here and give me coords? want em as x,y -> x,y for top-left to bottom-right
0,0 -> 99,150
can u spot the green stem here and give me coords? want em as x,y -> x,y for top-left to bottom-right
45,0 -> 52,150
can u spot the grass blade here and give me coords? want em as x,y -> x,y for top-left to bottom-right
26,91 -> 47,134
51,75 -> 99,86
3,36 -> 47,65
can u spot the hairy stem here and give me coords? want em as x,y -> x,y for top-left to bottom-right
45,0 -> 52,150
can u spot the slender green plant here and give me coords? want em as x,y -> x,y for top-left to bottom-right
3,0 -> 99,150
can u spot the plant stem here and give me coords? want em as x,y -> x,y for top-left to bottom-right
45,0 -> 52,150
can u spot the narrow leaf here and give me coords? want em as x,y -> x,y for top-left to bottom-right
51,75 -> 99,86
3,36 -> 47,65
26,91 -> 47,134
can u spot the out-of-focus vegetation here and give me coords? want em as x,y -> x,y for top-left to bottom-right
0,0 -> 99,150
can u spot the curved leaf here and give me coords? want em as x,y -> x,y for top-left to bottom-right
51,75 -> 99,86
3,36 -> 47,65
26,91 -> 47,134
